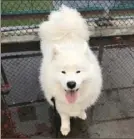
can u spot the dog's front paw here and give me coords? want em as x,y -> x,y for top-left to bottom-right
60,126 -> 70,136
78,111 -> 87,120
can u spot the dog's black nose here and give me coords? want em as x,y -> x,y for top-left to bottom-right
67,81 -> 76,89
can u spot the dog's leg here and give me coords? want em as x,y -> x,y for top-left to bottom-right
60,113 -> 70,136
78,110 -> 87,120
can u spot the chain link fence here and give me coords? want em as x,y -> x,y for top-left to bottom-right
2,52 -> 43,105
1,43 -> 134,106
1,0 -> 134,37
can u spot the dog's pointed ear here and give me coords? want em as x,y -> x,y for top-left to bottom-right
52,45 -> 62,60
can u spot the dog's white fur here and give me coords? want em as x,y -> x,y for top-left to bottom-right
39,5 -> 102,136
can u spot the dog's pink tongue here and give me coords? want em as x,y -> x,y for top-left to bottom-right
65,93 -> 77,103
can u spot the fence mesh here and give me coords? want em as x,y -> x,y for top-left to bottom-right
102,46 -> 134,90
1,45 -> 134,106
2,52 -> 43,105
1,0 -> 134,37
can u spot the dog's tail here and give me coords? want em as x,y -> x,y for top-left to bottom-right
39,5 -> 90,43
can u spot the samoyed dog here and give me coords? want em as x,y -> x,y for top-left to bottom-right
39,5 -> 102,136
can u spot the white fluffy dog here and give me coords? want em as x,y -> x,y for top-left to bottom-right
39,5 -> 102,136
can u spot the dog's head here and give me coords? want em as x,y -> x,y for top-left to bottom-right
51,43 -> 92,103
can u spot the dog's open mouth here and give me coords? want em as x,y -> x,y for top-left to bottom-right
65,89 -> 79,103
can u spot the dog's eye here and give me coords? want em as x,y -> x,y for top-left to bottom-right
76,70 -> 81,73
61,71 -> 66,74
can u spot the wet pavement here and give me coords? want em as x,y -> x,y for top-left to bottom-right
8,88 -> 134,138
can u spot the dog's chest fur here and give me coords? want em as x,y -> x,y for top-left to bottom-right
56,100 -> 88,117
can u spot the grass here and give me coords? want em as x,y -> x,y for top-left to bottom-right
2,0 -> 53,27
2,0 -> 53,15
2,19 -> 40,27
